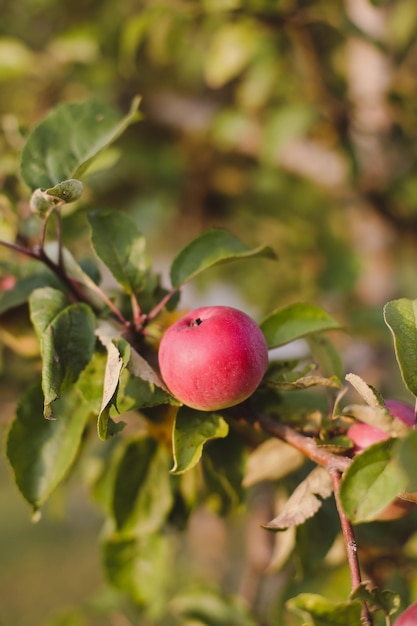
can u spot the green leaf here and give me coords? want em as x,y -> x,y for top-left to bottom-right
306,334 -> 344,380
169,227 -> 276,288
0,272 -> 60,315
339,439 -> 409,523
204,20 -> 260,88
102,532 -> 171,609
266,374 -> 342,392
21,96 -> 141,190
171,589 -> 256,626
384,298 -> 417,397
89,209 -> 150,295
97,339 -> 130,440
395,429 -> 417,492
350,582 -> 400,616
260,303 -> 341,349
112,437 -> 173,534
6,384 -> 91,514
286,593 -> 362,626
30,288 -> 96,418
171,406 -> 229,474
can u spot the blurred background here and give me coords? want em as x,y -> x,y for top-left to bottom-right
2,0 -> 417,623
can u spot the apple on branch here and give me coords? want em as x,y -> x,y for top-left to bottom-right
347,399 -> 416,521
394,601 -> 417,626
158,306 -> 268,411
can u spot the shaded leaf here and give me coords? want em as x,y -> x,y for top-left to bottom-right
169,227 -> 276,288
260,303 -> 341,350
384,298 -> 417,397
0,272 -> 60,315
126,344 -> 168,391
267,374 -> 342,392
339,439 -> 409,523
286,593 -> 362,626
89,210 -> 150,295
102,532 -> 171,609
97,339 -> 130,440
171,406 -> 229,474
6,385 -> 91,513
21,97 -> 141,190
30,288 -> 96,418
264,466 -> 333,531
171,589 -> 256,626
350,582 -> 400,616
395,429 -> 417,492
112,437 -> 173,534
306,333 -> 344,380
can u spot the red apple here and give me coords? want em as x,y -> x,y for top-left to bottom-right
347,400 -> 416,520
158,306 -> 268,411
385,399 -> 415,427
348,399 -> 415,454
395,601 -> 417,626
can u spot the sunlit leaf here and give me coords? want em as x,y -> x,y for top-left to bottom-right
89,210 -> 150,295
7,384 -> 91,514
171,406 -> 229,474
204,20 -> 260,88
287,593 -> 362,625
339,439 -> 409,523
345,372 -> 385,408
170,227 -> 276,288
243,438 -> 304,487
21,97 -> 141,190
264,466 -> 333,530
384,298 -> 417,397
260,303 -> 341,349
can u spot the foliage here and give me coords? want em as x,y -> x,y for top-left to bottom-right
0,97 -> 417,626
2,1 -> 417,624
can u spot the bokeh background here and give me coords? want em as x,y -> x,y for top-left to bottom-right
2,0 -> 417,624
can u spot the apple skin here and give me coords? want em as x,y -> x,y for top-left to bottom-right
395,601 -> 417,626
385,399 -> 415,427
348,400 -> 415,454
347,400 -> 416,520
158,306 -> 268,411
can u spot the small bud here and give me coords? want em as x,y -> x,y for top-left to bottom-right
29,188 -> 57,216
45,179 -> 83,203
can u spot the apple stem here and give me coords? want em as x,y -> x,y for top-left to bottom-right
329,467 -> 373,626
257,414 -> 373,625
257,414 -> 351,472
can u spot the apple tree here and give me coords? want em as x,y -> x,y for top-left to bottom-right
2,98 -> 417,626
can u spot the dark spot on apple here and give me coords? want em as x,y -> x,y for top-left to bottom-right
190,317 -> 203,327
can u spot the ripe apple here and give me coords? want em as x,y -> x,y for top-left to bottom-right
158,306 -> 268,411
347,400 -> 416,520
348,399 -> 415,454
395,601 -> 417,626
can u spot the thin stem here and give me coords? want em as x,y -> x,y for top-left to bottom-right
257,414 -> 351,473
329,468 -> 373,626
146,287 -> 179,323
